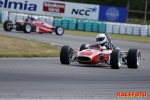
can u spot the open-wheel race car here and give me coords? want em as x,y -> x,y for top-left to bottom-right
60,34 -> 141,69
3,15 -> 64,35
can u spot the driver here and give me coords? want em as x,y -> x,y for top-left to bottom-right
25,15 -> 37,21
95,33 -> 110,63
96,33 -> 110,49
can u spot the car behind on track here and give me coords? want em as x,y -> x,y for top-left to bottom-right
3,15 -> 64,35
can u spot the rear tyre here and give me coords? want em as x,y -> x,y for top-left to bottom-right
80,44 -> 87,51
60,46 -> 73,64
110,49 -> 122,69
55,26 -> 64,35
23,23 -> 32,33
3,20 -> 13,31
127,49 -> 141,69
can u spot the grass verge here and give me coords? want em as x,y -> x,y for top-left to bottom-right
0,23 -> 3,28
0,35 -> 60,57
65,30 -> 150,43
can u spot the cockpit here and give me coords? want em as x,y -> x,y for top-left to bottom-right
25,15 -> 38,21
89,44 -> 102,50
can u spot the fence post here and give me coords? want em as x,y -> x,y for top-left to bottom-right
126,1 -> 129,23
144,0 -> 148,22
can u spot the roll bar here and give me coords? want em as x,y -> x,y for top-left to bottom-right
105,33 -> 115,50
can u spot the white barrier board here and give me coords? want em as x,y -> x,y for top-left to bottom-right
0,0 -> 100,20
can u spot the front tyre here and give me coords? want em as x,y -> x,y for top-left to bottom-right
110,49 -> 122,69
23,23 -> 32,33
55,26 -> 64,35
60,46 -> 73,64
3,20 -> 13,31
127,49 -> 141,69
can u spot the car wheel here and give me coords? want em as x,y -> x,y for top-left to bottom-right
3,20 -> 13,31
127,49 -> 141,69
80,44 -> 87,51
23,23 -> 32,33
60,46 -> 73,64
55,26 -> 64,35
110,49 -> 122,69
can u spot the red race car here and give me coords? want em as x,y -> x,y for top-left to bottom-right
60,34 -> 141,69
3,15 -> 64,35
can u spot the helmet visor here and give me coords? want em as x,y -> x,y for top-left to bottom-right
96,37 -> 105,42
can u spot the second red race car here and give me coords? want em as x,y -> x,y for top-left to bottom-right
60,34 -> 141,69
3,15 -> 64,35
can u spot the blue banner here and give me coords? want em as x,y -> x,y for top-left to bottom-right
99,6 -> 127,23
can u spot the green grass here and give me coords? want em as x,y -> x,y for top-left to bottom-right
65,30 -> 150,43
127,18 -> 150,25
0,23 -> 3,27
0,35 -> 60,57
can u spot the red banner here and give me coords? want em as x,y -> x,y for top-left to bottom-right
43,2 -> 65,13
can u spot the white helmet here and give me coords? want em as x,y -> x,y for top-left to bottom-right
96,34 -> 107,44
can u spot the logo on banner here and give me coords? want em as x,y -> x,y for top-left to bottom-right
0,0 -> 37,11
71,7 -> 97,16
43,2 -> 65,14
106,7 -> 119,21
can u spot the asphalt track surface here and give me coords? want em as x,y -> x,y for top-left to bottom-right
0,29 -> 150,99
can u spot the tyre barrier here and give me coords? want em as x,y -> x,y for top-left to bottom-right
106,22 -> 113,34
54,18 -> 62,27
120,23 -> 126,35
9,13 -> 16,23
62,17 -> 69,29
0,11 -> 2,23
148,26 -> 150,36
1,11 -> 8,23
46,17 -> 54,26
0,11 -> 150,37
113,23 -> 120,34
85,20 -> 93,32
133,24 -> 141,36
92,21 -> 99,32
99,22 -> 106,33
77,20 -> 85,31
68,18 -> 76,30
141,25 -> 148,37
16,14 -> 24,21
38,16 -> 47,22
126,24 -> 134,35
23,14 -> 28,20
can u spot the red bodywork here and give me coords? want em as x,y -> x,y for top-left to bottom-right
16,20 -> 54,33
76,44 -> 112,64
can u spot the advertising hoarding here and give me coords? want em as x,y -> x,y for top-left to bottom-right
64,3 -> 99,20
42,1 -> 100,20
0,0 -> 127,22
0,0 -> 42,14
0,0 -> 100,20
99,5 -> 127,22
43,2 -> 65,14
